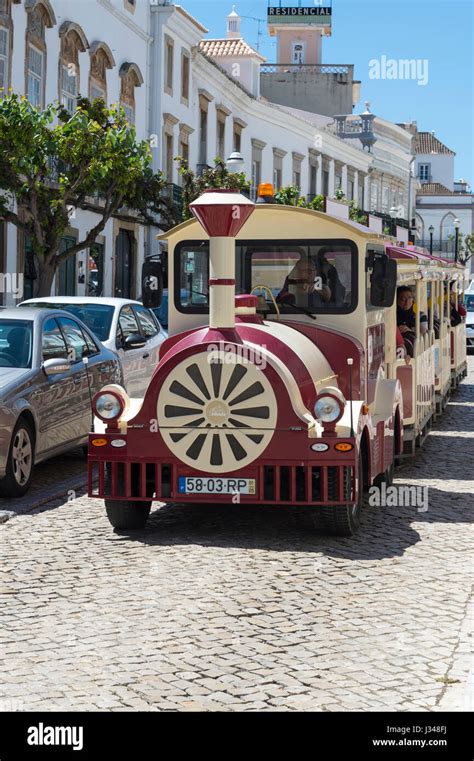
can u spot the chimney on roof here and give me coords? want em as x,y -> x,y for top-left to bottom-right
227,5 -> 241,39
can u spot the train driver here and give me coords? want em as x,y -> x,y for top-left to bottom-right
277,252 -> 345,308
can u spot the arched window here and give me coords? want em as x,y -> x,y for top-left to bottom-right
24,0 -> 56,108
440,213 -> 456,242
89,41 -> 115,102
58,21 -> 89,113
119,62 -> 143,125
0,0 -> 20,95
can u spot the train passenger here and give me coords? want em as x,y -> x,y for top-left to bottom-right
450,291 -> 467,327
396,286 -> 428,357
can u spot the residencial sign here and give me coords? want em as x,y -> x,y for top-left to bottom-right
268,6 -> 332,26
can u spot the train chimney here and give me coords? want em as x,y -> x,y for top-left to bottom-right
189,190 -> 255,329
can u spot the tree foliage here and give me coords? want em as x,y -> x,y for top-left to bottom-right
175,157 -> 251,221
0,94 -> 171,295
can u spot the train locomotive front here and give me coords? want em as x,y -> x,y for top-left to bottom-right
88,190 -> 403,536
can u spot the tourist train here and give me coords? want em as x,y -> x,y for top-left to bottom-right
87,186 -> 468,535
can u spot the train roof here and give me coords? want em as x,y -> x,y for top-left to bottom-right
157,204 -> 388,242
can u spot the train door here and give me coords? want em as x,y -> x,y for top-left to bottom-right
449,277 -> 468,384
413,278 -> 435,433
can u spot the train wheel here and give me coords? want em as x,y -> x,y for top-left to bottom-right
104,466 -> 151,530
105,500 -> 151,530
318,459 -> 364,537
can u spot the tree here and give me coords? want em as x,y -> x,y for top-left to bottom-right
0,94 -> 172,296
458,233 -> 474,265
175,157 -> 251,221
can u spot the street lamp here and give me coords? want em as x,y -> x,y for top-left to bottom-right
389,206 -> 398,237
428,225 -> 434,256
454,218 -> 460,263
225,151 -> 245,174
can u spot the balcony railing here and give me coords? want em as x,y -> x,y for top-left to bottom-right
418,239 -> 457,256
261,64 -> 352,75
163,182 -> 183,207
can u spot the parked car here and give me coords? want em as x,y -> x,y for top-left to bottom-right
0,307 -> 122,497
465,293 -> 474,349
19,297 -> 166,397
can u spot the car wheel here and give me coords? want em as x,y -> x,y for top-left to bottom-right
0,418 -> 35,498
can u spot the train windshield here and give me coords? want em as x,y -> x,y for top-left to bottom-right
175,239 -> 357,315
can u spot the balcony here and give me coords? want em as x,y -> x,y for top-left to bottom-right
260,63 -> 356,118
163,182 -> 183,208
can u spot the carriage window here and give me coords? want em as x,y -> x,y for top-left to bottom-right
241,240 -> 357,314
175,240 -> 357,315
177,244 -> 210,310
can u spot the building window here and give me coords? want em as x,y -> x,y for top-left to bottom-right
181,50 -> 189,102
165,36 -> 173,94
61,63 -> 77,112
199,107 -> 207,166
234,129 -> 241,152
25,3 -> 56,110
309,164 -> 317,196
165,133 -> 173,182
419,163 -> 430,181
59,24 -> 89,115
370,182 -> 378,211
119,62 -> 143,125
382,185 -> 389,212
348,180 -> 354,201
251,160 -> 261,200
0,26 -> 9,94
322,170 -> 329,196
273,168 -> 282,190
89,43 -> 114,103
292,153 -> 303,192
27,45 -> 44,108
217,118 -> 225,159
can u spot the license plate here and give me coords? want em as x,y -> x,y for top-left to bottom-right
178,477 -> 256,495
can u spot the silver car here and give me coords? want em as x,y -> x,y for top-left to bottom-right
0,308 -> 122,497
19,297 -> 166,397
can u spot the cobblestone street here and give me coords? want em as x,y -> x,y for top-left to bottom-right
0,359 -> 472,713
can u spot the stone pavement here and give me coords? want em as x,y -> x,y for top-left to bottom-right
0,359 -> 472,712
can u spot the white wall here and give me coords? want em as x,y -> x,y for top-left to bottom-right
416,153 -> 454,190
3,0 -> 151,305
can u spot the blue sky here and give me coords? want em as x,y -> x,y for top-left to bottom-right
185,0 -> 473,182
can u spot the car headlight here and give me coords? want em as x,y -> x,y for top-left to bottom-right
314,386 -> 346,423
93,385 -> 129,423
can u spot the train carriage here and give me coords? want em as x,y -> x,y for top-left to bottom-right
87,188 -> 468,536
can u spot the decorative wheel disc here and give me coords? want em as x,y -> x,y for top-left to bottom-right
157,350 -> 277,472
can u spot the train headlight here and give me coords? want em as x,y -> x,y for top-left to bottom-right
93,385 -> 129,423
314,387 -> 346,424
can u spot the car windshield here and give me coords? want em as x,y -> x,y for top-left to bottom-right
464,295 -> 474,312
0,320 -> 33,368
22,303 -> 114,342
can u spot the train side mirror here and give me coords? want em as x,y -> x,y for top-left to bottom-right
142,259 -> 163,309
370,256 -> 397,307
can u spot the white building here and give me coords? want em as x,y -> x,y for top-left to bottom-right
0,0 -> 150,306
149,2 -> 415,260
407,128 -> 474,263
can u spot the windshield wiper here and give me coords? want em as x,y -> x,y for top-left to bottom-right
280,302 -> 317,320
